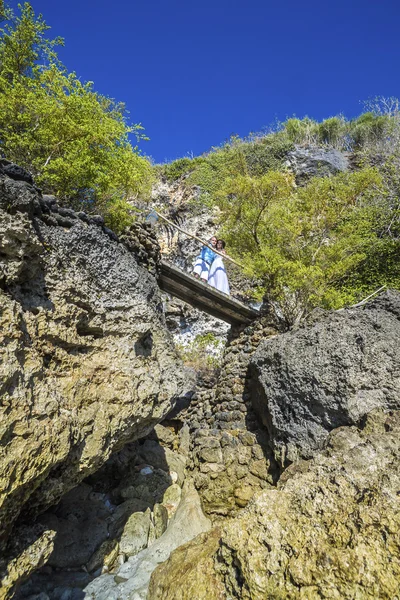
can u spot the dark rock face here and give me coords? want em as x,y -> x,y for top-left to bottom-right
0,160 -> 34,185
119,222 -> 161,277
286,146 -> 349,182
249,290 -> 400,464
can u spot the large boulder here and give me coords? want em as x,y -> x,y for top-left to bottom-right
286,145 -> 348,182
249,291 -> 400,464
0,170 -> 188,594
149,410 -> 400,600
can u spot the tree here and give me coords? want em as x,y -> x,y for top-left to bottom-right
217,169 -> 384,325
0,3 -> 153,229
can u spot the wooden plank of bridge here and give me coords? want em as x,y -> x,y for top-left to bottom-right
159,261 -> 260,325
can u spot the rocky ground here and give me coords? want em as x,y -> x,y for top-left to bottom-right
13,290 -> 400,600
149,409 -> 400,600
2,155 -> 400,600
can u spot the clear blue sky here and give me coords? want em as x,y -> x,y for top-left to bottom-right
8,0 -> 400,163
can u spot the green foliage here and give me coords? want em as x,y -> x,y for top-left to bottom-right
349,112 -> 391,149
0,2 -> 63,80
339,239 -> 400,301
187,142 -> 246,201
176,333 -> 222,375
217,168 -> 388,324
281,109 -> 397,153
0,3 -> 153,212
173,134 -> 293,210
240,132 -> 294,177
283,117 -> 319,145
160,156 -> 205,182
0,1 -> 9,21
102,198 -> 138,234
317,116 -> 346,146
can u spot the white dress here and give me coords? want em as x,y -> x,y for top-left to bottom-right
208,255 -> 230,295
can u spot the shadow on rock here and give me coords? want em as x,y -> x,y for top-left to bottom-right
15,425 -> 191,600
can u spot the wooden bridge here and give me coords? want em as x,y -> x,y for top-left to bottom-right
159,261 -> 260,325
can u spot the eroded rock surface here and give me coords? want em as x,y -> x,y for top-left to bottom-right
82,481 -> 211,600
149,410 -> 400,600
250,290 -> 400,464
0,169 -> 188,596
286,145 -> 349,182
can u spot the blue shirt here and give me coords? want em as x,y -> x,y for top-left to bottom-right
198,245 -> 215,264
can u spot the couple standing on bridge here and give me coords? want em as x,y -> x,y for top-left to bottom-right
192,235 -> 230,295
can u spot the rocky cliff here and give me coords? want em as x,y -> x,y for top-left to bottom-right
2,159 -> 400,600
149,409 -> 400,600
0,166 -> 189,596
147,291 -> 400,599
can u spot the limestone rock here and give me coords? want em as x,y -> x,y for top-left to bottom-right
149,410 -> 400,599
153,503 -> 168,539
119,509 -> 151,557
86,539 -> 119,574
82,481 -> 211,600
152,424 -> 176,448
137,440 -> 186,485
0,171 -> 188,581
0,527 -> 56,600
286,145 -> 348,182
162,484 -> 182,519
107,498 -> 151,539
250,290 -> 400,463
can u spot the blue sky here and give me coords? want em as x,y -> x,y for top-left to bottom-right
7,0 -> 400,163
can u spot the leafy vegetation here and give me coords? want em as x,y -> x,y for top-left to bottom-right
0,2 -> 153,231
218,168 -> 390,324
176,333 -> 222,376
158,100 -> 400,324
1,3 -> 398,322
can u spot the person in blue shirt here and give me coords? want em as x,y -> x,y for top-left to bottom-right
192,236 -> 217,281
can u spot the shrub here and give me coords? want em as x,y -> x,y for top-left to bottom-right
350,112 -> 391,149
0,3 -> 153,213
176,333 -> 223,375
103,198 -> 138,234
283,117 -> 319,145
160,156 -> 205,182
317,116 -> 347,147
216,168 -> 387,324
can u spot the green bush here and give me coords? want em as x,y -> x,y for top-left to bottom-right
215,168 -> 391,324
176,333 -> 222,375
0,3 -> 153,213
350,112 -> 391,149
241,132 -> 294,176
283,117 -> 319,145
317,116 -> 347,147
160,156 -> 205,182
102,198 -> 138,234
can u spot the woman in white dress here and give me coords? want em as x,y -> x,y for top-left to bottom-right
208,239 -> 230,295
192,236 -> 217,281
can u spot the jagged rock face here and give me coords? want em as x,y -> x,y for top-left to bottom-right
286,145 -> 349,182
149,410 -> 400,600
0,172 -> 188,570
249,291 -> 400,464
186,318 -> 280,517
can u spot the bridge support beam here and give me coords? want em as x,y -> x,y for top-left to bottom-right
159,261 -> 259,325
